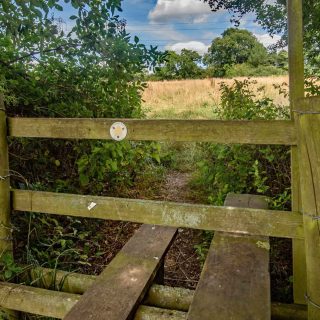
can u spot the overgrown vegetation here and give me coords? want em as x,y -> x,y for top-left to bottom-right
194,79 -> 290,208
204,28 -> 288,77
151,28 -> 288,80
0,0 -> 166,286
203,0 -> 320,78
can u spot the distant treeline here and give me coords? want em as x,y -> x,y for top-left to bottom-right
149,28 -> 288,80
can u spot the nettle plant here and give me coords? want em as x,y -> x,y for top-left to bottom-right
196,79 -> 291,210
0,1 -> 164,270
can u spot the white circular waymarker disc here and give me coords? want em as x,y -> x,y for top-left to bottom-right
110,122 -> 127,141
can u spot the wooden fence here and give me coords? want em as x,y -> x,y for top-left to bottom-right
0,0 -> 319,319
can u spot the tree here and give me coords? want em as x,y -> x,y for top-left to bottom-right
0,1 -> 163,193
154,49 -> 203,80
202,0 -> 320,76
204,28 -> 269,76
0,0 -> 161,118
0,1 -> 165,280
178,49 -> 204,79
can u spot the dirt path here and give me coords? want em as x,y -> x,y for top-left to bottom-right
160,170 -> 203,289
161,171 -> 192,203
91,170 -> 203,290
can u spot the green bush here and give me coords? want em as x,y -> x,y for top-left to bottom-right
194,79 -> 291,210
0,1 -> 164,275
77,141 -> 161,194
225,63 -> 286,77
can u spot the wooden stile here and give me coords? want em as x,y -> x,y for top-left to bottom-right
296,98 -> 320,319
187,194 -> 270,320
64,224 -> 176,320
8,117 -> 296,145
0,0 -> 317,317
12,189 -> 304,239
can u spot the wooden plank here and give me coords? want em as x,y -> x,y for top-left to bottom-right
64,224 -> 176,320
8,117 -> 297,145
287,0 -> 307,304
187,194 -> 271,320
297,107 -> 320,319
12,190 -> 304,239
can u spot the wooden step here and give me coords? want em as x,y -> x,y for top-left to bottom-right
64,224 -> 176,320
187,194 -> 271,320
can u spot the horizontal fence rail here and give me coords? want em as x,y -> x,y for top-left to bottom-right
12,190 -> 304,239
0,282 -> 187,320
18,266 -> 308,319
8,118 -> 297,145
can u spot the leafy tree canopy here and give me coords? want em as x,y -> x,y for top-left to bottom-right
202,0 -> 320,75
0,0 -> 162,118
204,28 -> 276,76
154,49 -> 204,80
0,1 -> 164,194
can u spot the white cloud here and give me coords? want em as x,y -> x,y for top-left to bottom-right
126,23 -> 190,42
149,0 -> 211,23
254,33 -> 281,47
166,41 -> 209,54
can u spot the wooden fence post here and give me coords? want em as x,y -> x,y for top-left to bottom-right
287,0 -> 307,304
0,95 -> 18,319
297,97 -> 320,319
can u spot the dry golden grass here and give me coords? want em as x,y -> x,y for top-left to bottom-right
143,76 -> 289,119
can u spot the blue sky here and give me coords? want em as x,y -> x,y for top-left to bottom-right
119,0 -> 281,54
60,0 -> 281,55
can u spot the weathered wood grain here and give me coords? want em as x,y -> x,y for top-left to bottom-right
288,0 -> 307,304
8,118 -> 297,145
0,96 -> 18,320
297,110 -> 320,319
64,224 -> 176,320
0,282 -> 79,318
22,266 -> 194,311
135,306 -> 186,320
0,96 -> 12,255
12,190 -> 304,239
187,194 -> 270,320
22,266 -> 307,319
0,282 -> 187,320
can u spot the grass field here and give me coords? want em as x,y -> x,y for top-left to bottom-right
143,76 -> 289,119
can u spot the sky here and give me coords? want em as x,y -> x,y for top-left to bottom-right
60,0 -> 281,55
120,0 -> 281,54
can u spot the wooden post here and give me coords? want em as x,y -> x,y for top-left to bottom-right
297,97 -> 320,319
0,96 -> 12,259
0,95 -> 18,320
287,0 -> 307,304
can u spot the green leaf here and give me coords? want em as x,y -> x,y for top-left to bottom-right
4,270 -> 12,279
55,4 -> 63,11
152,153 -> 161,164
79,174 -> 89,186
